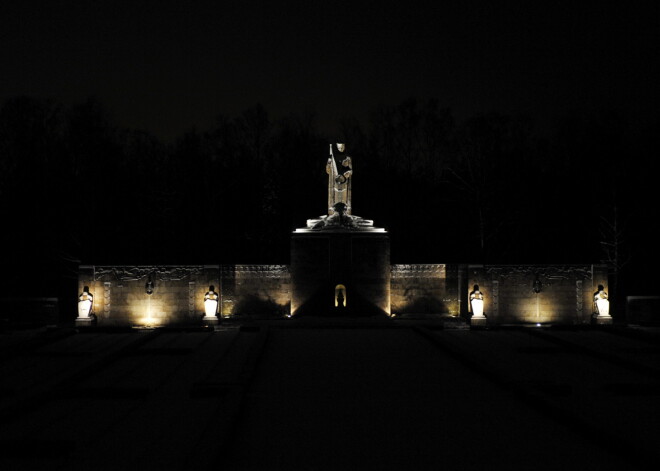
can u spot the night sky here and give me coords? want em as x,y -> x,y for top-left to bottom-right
3,1 -> 657,139
1,1 -> 659,305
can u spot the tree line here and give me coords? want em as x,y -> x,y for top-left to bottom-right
1,95 -> 653,303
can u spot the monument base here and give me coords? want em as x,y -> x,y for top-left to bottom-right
75,317 -> 94,327
595,316 -> 613,325
291,227 -> 390,317
470,316 -> 488,328
202,316 -> 220,326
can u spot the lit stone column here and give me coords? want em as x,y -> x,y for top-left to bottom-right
470,284 -> 487,328
76,286 -> 94,327
594,285 -> 612,325
202,286 -> 220,326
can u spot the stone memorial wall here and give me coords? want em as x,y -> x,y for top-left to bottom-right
465,264 -> 608,325
78,265 -> 219,326
220,265 -> 291,317
78,265 -> 291,326
76,145 -> 610,327
390,264 -> 458,316
79,263 -> 607,326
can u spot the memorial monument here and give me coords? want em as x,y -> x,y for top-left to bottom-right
77,142 -> 610,327
291,142 -> 390,317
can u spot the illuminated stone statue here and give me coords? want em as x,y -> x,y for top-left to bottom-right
327,142 -> 352,215
594,285 -> 610,317
204,286 -> 219,319
77,286 -> 93,319
469,284 -> 485,318
301,143 -> 383,232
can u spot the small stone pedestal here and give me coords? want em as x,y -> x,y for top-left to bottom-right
595,315 -> 613,325
470,316 -> 488,328
75,317 -> 94,327
202,316 -> 220,326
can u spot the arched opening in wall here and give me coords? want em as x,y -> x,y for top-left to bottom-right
335,284 -> 347,308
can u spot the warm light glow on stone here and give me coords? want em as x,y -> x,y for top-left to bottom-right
139,317 -> 155,326
517,296 -> 556,324
137,297 -> 159,326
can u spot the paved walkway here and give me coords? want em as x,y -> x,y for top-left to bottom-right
0,322 -> 657,470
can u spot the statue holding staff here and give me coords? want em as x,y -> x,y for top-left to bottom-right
327,142 -> 352,215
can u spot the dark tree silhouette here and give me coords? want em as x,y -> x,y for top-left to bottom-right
449,113 -> 533,262
1,94 -> 655,309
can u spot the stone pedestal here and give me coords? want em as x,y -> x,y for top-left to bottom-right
470,316 -> 488,328
291,228 -> 390,317
595,315 -> 613,325
202,316 -> 220,326
75,317 -> 94,327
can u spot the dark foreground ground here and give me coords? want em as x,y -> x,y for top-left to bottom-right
1,318 -> 659,470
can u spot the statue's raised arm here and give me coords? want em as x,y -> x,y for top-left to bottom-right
327,142 -> 352,215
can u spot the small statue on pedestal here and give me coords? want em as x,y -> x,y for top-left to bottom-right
78,286 -> 93,319
469,284 -> 485,318
76,286 -> 95,326
203,286 -> 220,325
593,285 -> 610,317
204,286 -> 219,318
